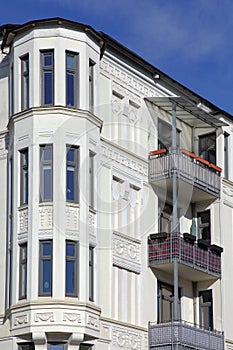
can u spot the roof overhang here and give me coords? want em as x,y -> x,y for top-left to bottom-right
146,96 -> 228,128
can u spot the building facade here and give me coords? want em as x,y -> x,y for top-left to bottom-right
0,17 -> 232,350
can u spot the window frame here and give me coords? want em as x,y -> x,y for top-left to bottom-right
197,210 -> 211,243
89,245 -> 94,301
89,151 -> 95,209
157,281 -> 181,323
40,144 -> 53,202
65,240 -> 78,297
198,132 -> 216,164
18,343 -> 35,350
199,290 -> 213,330
39,240 -> 53,296
89,59 -> 95,112
20,148 -> 29,206
66,145 -> 79,203
21,54 -> 29,110
40,50 -> 54,106
66,51 -> 79,107
19,243 -> 27,300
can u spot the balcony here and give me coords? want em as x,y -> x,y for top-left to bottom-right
149,321 -> 224,350
148,149 -> 222,201
148,233 -> 222,281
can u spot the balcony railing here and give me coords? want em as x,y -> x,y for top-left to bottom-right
148,233 -> 222,278
149,321 -> 224,350
148,150 -> 221,197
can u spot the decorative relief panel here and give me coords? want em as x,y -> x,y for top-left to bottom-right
66,205 -> 79,231
113,232 -> 141,273
89,211 -> 97,244
100,59 -> 159,99
63,312 -> 81,323
87,314 -> 99,330
14,314 -> 29,327
18,208 -> 28,234
112,327 -> 141,350
101,143 -> 147,178
39,206 -> 53,230
34,312 -> 54,323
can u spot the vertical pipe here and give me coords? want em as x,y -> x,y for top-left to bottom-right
172,102 -> 179,330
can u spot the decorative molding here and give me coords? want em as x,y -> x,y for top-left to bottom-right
112,83 -> 141,106
223,183 -> 233,197
14,314 -> 28,326
112,327 -> 141,350
101,143 -> 147,177
18,207 -> 28,233
39,206 -> 53,230
87,314 -> 99,329
63,312 -> 81,323
100,59 -> 159,100
113,232 -> 141,273
66,205 -> 79,231
34,312 -> 54,323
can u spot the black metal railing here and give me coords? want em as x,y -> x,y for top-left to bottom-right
148,233 -> 222,278
149,320 -> 224,350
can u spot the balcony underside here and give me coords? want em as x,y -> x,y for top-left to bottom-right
149,321 -> 224,350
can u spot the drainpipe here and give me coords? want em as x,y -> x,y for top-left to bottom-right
172,102 -> 179,350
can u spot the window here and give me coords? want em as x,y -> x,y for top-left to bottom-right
158,119 -> 180,150
197,210 -> 211,243
20,148 -> 29,205
157,282 -> 181,323
224,132 -> 229,179
49,344 -> 65,350
66,146 -> 79,202
66,241 -> 78,296
89,246 -> 94,301
159,202 -> 173,234
199,132 -> 216,164
41,50 -> 54,105
10,64 -> 14,115
66,51 -> 78,107
199,290 -> 213,330
40,145 -> 53,202
39,241 -> 52,296
89,59 -> 95,111
18,344 -> 35,350
89,151 -> 95,208
21,54 -> 29,110
19,243 -> 27,300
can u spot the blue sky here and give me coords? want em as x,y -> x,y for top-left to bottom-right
1,0 -> 233,114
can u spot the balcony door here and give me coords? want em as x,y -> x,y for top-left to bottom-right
158,119 -> 180,150
197,210 -> 211,244
199,132 -> 216,164
199,290 -> 213,330
159,203 -> 173,234
157,282 -> 181,323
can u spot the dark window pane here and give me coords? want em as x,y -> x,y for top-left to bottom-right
44,168 -> 52,200
66,260 -> 75,294
44,71 -> 53,105
67,168 -> 75,201
67,148 -> 75,162
43,242 -> 51,256
43,147 -> 52,161
66,243 -> 75,257
50,345 -> 64,350
66,73 -> 74,106
44,54 -> 52,66
67,55 -> 75,69
42,260 -> 51,293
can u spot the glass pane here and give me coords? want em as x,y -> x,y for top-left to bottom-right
20,263 -> 26,296
42,259 -> 51,293
23,170 -> 28,203
43,147 -> 52,161
67,168 -> 75,201
67,54 -> 75,69
44,71 -> 53,105
50,345 -> 64,350
66,243 -> 75,257
66,260 -> 75,294
67,148 -> 75,162
42,242 -> 51,256
66,73 -> 74,106
44,53 -> 52,66
44,168 -> 52,200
